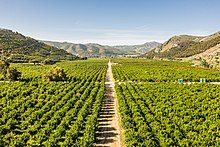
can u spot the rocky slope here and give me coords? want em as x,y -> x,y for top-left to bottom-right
188,43 -> 220,68
143,31 -> 220,68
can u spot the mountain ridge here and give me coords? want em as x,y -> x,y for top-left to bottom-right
113,41 -> 161,54
42,41 -> 125,57
42,40 -> 161,57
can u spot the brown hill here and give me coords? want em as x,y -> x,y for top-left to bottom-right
145,31 -> 220,60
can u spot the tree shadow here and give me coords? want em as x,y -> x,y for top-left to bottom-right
96,132 -> 118,138
95,131 -> 118,145
98,127 -> 116,132
96,66 -> 119,146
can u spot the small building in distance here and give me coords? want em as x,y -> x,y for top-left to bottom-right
178,79 -> 184,83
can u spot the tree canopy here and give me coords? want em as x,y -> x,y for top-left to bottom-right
42,66 -> 67,82
0,60 -> 21,81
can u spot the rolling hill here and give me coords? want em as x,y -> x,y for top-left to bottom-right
43,41 -> 161,57
144,31 -> 220,68
42,41 -> 126,57
0,28 -> 76,63
113,41 -> 161,54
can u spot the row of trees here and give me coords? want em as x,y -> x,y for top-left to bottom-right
111,59 -> 220,82
111,59 -> 220,146
0,60 -> 66,82
115,82 -> 220,146
0,60 -> 108,146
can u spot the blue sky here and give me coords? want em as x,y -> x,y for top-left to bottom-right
1,0 -> 220,45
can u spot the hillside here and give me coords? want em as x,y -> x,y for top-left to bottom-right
187,43 -> 220,68
43,41 -> 126,57
0,29 -> 76,63
144,31 -> 220,61
43,41 -> 161,57
113,41 -> 161,54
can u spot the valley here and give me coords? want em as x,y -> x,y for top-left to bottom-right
1,0 -> 220,146
0,27 -> 220,147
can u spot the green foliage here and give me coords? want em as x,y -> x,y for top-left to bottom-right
0,29 -> 76,63
11,59 -> 108,81
200,58 -> 210,68
2,58 -> 220,146
42,66 -> 67,82
42,59 -> 57,65
0,60 -> 9,75
112,59 -> 220,146
5,67 -> 21,81
0,59 -> 108,146
112,59 -> 220,82
0,60 -> 21,81
6,54 -> 29,63
115,82 -> 220,146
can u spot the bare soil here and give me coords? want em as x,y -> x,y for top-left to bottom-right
95,60 -> 122,147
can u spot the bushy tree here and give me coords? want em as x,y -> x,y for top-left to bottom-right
42,59 -> 56,65
6,68 -> 21,81
0,60 -> 21,81
42,66 -> 67,82
0,60 -> 10,75
201,59 -> 210,68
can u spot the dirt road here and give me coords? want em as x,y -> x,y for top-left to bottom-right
95,60 -> 122,147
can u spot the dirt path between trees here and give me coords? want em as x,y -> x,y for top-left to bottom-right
95,60 -> 122,147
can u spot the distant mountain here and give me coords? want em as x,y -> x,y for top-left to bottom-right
114,41 -> 161,54
0,28 -> 76,63
43,41 -> 161,57
143,31 -> 220,68
43,41 -> 127,57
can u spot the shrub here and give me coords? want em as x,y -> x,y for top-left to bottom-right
201,59 -> 210,68
0,60 -> 10,74
42,66 -> 67,82
0,60 -> 21,81
6,68 -> 21,81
